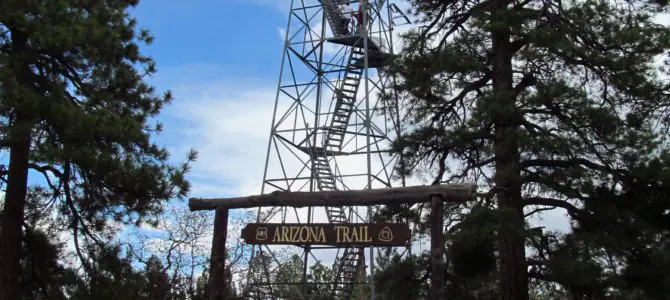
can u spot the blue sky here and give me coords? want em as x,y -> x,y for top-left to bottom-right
131,0 -> 285,79
128,0 -> 292,200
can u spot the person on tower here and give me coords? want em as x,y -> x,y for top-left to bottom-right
339,3 -> 355,34
353,1 -> 371,34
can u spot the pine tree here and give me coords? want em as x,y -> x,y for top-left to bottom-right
18,188 -> 79,300
0,1 -> 195,298
372,250 -> 429,300
143,255 -> 170,300
306,261 -> 335,300
385,0 -> 670,298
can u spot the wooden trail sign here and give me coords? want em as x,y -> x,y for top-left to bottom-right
241,223 -> 410,246
195,184 -> 477,300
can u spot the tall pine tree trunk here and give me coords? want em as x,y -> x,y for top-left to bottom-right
0,27 -> 34,300
490,1 -> 528,299
0,116 -> 33,300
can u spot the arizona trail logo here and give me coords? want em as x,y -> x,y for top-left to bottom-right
378,226 -> 393,242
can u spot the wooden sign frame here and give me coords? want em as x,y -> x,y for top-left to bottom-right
190,184 -> 476,300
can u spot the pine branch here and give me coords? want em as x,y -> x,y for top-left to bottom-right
437,0 -> 497,50
522,170 -> 587,201
520,158 -> 628,179
21,223 -> 54,299
526,258 -> 549,266
523,205 -> 558,218
444,157 -> 495,183
27,163 -> 63,192
545,101 -> 623,169
27,163 -> 64,178
520,119 -> 559,136
62,163 -> 93,276
449,74 -> 492,103
523,196 -> 582,221
415,5 -> 448,50
514,73 -> 537,96
527,270 -> 551,281
528,234 -> 552,265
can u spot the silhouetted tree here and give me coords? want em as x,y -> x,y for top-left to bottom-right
0,0 -> 195,297
382,0 -> 670,298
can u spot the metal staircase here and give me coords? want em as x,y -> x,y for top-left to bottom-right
312,1 -> 370,299
326,49 -> 364,152
331,247 -> 365,298
311,148 -> 363,300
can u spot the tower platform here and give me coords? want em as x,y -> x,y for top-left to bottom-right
352,51 -> 393,68
326,35 -> 381,51
327,35 -> 393,68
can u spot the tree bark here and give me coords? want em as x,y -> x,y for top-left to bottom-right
490,1 -> 528,299
0,26 -> 34,300
0,117 -> 33,300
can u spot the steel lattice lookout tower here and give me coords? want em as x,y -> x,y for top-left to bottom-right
246,0 -> 411,298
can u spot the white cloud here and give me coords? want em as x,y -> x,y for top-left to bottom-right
163,78 -> 276,198
236,0 -> 291,13
277,27 -> 286,41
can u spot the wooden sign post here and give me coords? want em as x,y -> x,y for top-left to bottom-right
189,183 -> 476,300
431,194 -> 446,300
208,206 -> 229,300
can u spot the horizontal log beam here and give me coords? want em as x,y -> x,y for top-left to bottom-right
189,183 -> 476,211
